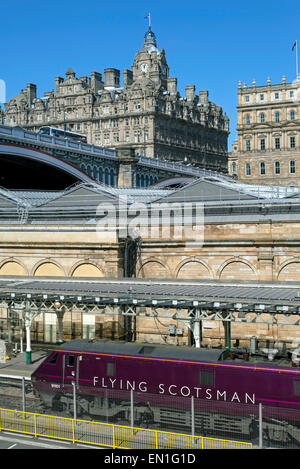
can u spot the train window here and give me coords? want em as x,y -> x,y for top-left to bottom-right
200,370 -> 214,387
107,363 -> 115,377
294,381 -> 300,396
67,355 -> 75,367
49,353 -> 58,364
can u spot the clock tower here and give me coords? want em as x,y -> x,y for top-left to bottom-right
132,24 -> 169,89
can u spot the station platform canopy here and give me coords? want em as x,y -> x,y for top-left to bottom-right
1,276 -> 300,311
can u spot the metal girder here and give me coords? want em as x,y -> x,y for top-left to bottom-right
1,298 -> 300,325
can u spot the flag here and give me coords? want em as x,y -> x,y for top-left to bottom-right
292,41 -> 297,51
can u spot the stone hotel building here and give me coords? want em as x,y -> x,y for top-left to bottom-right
229,75 -> 300,185
4,26 -> 229,171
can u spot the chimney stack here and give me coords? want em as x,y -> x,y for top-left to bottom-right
123,69 -> 133,87
199,90 -> 209,105
167,77 -> 177,94
185,84 -> 195,101
26,83 -> 36,106
104,68 -> 120,88
91,71 -> 103,93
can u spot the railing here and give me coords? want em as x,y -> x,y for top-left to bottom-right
0,408 -> 252,449
0,124 -> 116,158
0,124 -> 230,179
138,155 -> 231,179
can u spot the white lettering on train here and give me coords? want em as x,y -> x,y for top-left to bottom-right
93,378 -> 256,404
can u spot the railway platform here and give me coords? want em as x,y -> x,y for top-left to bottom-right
0,350 -> 46,379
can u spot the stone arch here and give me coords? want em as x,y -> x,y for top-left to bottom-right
93,166 -> 98,179
33,261 -> 65,277
71,262 -> 104,278
218,258 -> 257,281
87,165 -> 92,177
277,259 -> 300,281
0,142 -> 96,184
0,259 -> 27,276
176,258 -> 213,280
138,259 -> 170,279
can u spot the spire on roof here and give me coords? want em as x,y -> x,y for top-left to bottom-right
144,12 -> 157,51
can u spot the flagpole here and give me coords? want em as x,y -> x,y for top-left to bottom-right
145,12 -> 151,29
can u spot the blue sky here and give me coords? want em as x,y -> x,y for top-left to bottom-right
1,0 -> 300,149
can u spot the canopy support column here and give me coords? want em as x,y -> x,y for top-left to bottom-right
23,300 -> 40,364
56,308 -> 65,343
223,320 -> 231,350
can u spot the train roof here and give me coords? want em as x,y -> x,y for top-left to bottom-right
56,339 -> 224,363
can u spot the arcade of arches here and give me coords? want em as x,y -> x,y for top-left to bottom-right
2,258 -> 299,282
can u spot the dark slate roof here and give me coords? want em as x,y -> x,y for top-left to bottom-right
154,178 -> 257,203
57,338 -> 224,363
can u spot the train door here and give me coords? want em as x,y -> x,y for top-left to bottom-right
62,354 -> 80,389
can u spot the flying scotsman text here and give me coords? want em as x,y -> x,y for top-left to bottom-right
92,377 -> 255,404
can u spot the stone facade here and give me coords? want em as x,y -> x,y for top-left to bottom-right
1,216 -> 300,348
4,26 -> 229,170
229,76 -> 300,184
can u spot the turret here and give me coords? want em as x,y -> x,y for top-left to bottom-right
104,68 -> 120,88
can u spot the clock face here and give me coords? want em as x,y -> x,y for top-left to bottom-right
140,63 -> 149,73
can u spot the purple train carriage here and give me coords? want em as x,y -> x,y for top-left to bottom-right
31,339 -> 300,445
